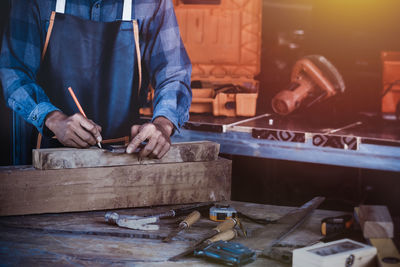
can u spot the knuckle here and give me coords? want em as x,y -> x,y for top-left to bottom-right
146,123 -> 156,131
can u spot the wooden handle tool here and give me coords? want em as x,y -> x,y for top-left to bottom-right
162,211 -> 201,243
168,218 -> 238,261
205,229 -> 237,244
168,229 -> 238,261
213,218 -> 237,233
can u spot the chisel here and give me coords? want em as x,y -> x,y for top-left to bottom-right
162,210 -> 201,242
168,218 -> 238,261
169,229 -> 238,261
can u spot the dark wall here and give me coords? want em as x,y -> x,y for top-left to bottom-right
257,0 -> 400,115
0,0 -> 12,166
230,155 -> 400,216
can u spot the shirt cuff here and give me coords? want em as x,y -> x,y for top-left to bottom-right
27,102 -> 60,135
152,109 -> 183,134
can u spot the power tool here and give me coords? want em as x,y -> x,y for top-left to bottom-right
271,55 -> 345,115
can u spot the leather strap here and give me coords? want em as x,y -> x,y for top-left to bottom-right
41,11 -> 56,62
133,20 -> 142,95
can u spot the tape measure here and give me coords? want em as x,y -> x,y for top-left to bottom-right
210,204 -> 237,222
321,214 -> 353,236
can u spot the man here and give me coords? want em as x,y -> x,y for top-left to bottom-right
0,0 -> 192,164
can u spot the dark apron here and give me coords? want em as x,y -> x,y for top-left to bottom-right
34,1 -> 142,150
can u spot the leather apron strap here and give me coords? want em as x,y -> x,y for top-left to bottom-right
37,0 -> 140,149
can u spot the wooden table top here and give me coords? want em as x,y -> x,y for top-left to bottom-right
0,201 -> 346,266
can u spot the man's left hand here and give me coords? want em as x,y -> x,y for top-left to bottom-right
126,117 -> 174,159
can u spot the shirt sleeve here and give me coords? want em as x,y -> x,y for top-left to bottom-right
141,0 -> 192,132
0,0 -> 60,135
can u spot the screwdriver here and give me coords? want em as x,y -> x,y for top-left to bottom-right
162,210 -> 201,243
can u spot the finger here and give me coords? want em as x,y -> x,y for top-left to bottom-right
64,138 -> 81,148
79,117 -> 102,143
89,119 -> 102,133
127,124 -> 153,154
70,132 -> 90,148
139,133 -> 160,158
72,123 -> 97,146
158,142 -> 171,159
149,134 -> 167,158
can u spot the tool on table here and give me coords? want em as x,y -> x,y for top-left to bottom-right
169,229 -> 238,262
169,218 -> 238,261
162,211 -> 201,243
293,238 -> 377,267
259,196 -> 326,258
210,204 -> 237,222
321,214 -> 354,237
271,55 -> 345,115
68,86 -> 102,149
194,240 -> 256,266
105,212 -> 159,231
145,202 -> 215,220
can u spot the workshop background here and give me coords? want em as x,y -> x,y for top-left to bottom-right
0,0 -> 399,222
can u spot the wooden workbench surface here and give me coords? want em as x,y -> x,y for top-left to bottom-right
0,201 -> 345,266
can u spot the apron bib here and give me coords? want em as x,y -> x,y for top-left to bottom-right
37,0 -> 141,149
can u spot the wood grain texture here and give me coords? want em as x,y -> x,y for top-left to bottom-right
32,141 -> 220,170
370,238 -> 400,267
359,205 -> 394,238
0,201 -> 345,266
0,158 -> 231,216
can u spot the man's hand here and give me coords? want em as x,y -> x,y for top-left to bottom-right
45,111 -> 102,148
127,116 -> 174,159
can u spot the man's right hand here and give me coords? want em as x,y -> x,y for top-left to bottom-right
45,111 -> 102,148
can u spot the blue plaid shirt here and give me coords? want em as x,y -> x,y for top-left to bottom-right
0,0 -> 192,134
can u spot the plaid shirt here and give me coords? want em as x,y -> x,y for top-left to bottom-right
0,0 -> 192,134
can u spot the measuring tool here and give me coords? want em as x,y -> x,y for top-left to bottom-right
210,204 -> 237,222
321,214 -> 353,236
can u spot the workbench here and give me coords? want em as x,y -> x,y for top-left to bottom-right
171,113 -> 400,172
0,201 -> 346,266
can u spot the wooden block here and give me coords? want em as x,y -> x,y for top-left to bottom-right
32,141 -> 220,170
0,158 -> 231,216
358,205 -> 394,238
370,239 -> 400,267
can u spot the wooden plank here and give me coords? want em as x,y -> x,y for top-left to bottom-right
32,141 -> 220,170
359,205 -> 394,238
370,238 -> 400,267
0,158 -> 231,216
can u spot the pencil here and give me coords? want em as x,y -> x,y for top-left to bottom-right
67,87 -> 102,149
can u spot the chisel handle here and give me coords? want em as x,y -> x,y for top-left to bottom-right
179,210 -> 201,229
213,218 -> 237,233
206,229 -> 237,244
